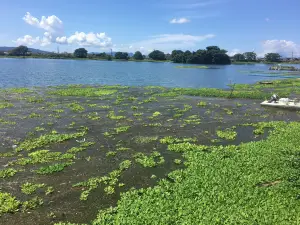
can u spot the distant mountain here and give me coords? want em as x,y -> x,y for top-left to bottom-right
0,46 -> 51,54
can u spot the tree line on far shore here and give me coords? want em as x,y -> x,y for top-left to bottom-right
1,45 -> 295,64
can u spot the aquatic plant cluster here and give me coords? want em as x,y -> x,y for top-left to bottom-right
0,81 -> 299,224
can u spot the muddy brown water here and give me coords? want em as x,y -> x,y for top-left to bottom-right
0,86 -> 299,225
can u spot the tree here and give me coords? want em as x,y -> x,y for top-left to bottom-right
206,46 -> 220,52
148,50 -> 166,60
171,50 -> 184,60
264,53 -> 281,62
172,53 -> 186,63
96,52 -> 107,58
170,46 -> 231,65
184,50 -> 192,56
0,51 -> 5,56
9,45 -> 29,56
212,53 -> 231,64
133,51 -> 144,60
233,53 -> 245,61
243,52 -> 257,61
115,52 -> 129,60
74,48 -> 88,58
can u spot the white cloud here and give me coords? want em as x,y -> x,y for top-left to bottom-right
259,40 -> 300,57
114,34 -> 215,53
57,32 -> 112,47
170,17 -> 190,24
16,12 -> 112,48
13,35 -> 40,46
23,12 -> 63,40
228,48 -> 241,56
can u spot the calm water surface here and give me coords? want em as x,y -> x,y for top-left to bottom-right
0,58 -> 298,88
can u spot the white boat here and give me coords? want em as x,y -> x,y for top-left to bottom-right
261,98 -> 300,110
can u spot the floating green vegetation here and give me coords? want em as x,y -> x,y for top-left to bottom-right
107,111 -> 125,120
106,151 -> 117,157
152,111 -> 161,117
34,126 -> 45,132
235,102 -> 243,107
116,147 -> 130,151
134,136 -> 158,144
16,130 -> 86,152
197,101 -> 207,107
0,118 -> 16,125
216,128 -> 237,140
12,150 -> 74,166
0,192 -> 21,215
22,196 -> 43,212
167,142 -> 208,152
21,182 -> 45,195
67,147 -> 86,154
7,113 -> 17,116
99,105 -> 111,109
67,103 -> 85,112
141,97 -> 158,104
27,97 -> 44,103
114,126 -> 131,134
128,96 -> 138,101
174,159 -> 182,164
133,112 -> 143,117
0,152 -> 15,157
29,113 -> 41,118
87,103 -> 97,108
175,65 -> 209,69
4,87 -> 32,94
53,109 -> 64,113
85,112 -> 101,120
80,142 -> 95,147
184,115 -> 201,125
74,160 -> 132,200
147,123 -> 162,127
45,186 -> 54,195
160,136 -> 197,145
165,87 -> 272,100
0,168 -> 18,178
36,162 -> 73,175
173,104 -> 192,118
133,152 -> 165,167
223,108 -> 233,115
0,102 -> 13,109
92,122 -> 300,224
243,121 -> 286,135
49,87 -> 117,97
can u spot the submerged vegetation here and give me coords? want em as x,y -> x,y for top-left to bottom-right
0,80 -> 300,224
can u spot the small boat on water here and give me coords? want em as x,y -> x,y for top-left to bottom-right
261,95 -> 300,110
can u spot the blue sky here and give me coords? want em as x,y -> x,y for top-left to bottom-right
1,0 -> 300,56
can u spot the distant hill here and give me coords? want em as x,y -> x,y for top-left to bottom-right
0,46 -> 51,54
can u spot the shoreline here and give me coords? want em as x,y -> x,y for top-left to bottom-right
1,56 -> 300,65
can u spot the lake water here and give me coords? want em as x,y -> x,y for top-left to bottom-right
0,58 -> 298,89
